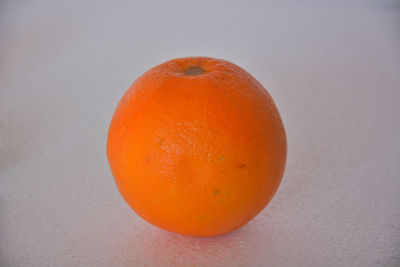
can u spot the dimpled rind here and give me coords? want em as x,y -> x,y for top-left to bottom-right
107,57 -> 287,236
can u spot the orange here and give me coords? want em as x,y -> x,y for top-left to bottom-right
107,57 -> 287,236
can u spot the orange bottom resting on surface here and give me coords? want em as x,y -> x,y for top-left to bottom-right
107,57 -> 287,236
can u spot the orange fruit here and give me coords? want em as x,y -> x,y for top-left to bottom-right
107,57 -> 287,236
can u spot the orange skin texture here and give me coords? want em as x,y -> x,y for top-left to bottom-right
107,57 -> 287,237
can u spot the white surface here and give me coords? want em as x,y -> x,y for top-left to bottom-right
1,1 -> 400,266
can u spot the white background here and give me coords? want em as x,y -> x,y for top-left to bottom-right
1,1 -> 400,266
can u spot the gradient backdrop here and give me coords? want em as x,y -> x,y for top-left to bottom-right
1,1 -> 400,266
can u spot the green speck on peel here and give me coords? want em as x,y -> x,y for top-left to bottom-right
198,215 -> 210,222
